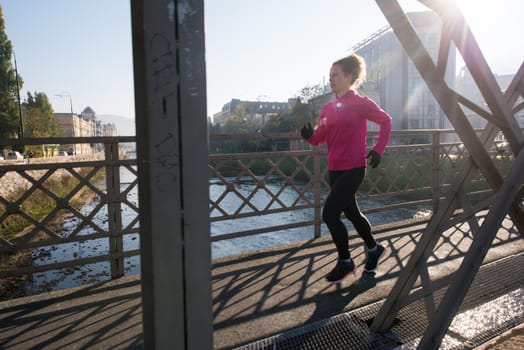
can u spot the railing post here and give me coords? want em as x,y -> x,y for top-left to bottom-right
105,141 -> 124,278
313,147 -> 322,238
431,131 -> 440,213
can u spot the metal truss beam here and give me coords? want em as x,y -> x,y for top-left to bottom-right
371,1 -> 524,349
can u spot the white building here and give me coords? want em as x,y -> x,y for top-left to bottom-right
54,106 -> 119,155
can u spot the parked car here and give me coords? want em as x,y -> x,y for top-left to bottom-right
58,151 -> 68,156
0,155 -> 4,161
6,151 -> 24,160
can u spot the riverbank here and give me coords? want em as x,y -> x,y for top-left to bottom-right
0,154 -> 104,198
0,193 -> 100,300
0,250 -> 32,300
0,157 -> 103,300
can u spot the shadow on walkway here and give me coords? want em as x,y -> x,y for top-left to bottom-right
212,216 -> 523,349
0,277 -> 143,349
0,215 -> 521,350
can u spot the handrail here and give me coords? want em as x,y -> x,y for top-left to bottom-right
0,136 -> 135,146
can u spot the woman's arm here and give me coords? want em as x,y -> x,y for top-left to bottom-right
306,112 -> 328,146
364,98 -> 392,154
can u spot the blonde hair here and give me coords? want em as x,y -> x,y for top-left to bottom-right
333,53 -> 366,89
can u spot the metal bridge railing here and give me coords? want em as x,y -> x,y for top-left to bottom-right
0,137 -> 138,284
0,131 -> 512,287
208,129 -> 511,242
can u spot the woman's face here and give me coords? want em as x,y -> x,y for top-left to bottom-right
329,64 -> 352,96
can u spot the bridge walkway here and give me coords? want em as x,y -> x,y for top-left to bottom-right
0,216 -> 522,349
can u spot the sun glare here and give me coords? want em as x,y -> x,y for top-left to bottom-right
452,0 -> 523,74
454,0 -> 519,30
455,0 -> 484,25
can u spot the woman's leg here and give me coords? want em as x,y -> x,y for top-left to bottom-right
322,168 -> 367,259
343,198 -> 375,249
341,169 -> 376,249
338,169 -> 386,272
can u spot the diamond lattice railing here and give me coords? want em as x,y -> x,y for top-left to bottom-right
0,132 -> 517,287
0,138 -> 139,290
207,131 -> 515,243
209,152 -> 323,220
0,166 -> 108,250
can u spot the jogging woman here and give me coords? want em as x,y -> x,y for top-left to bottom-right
301,53 -> 392,282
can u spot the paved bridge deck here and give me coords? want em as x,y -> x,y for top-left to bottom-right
0,217 -> 522,349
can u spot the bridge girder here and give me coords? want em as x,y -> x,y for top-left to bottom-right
371,1 -> 524,349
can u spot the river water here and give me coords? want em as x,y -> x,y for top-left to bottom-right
28,169 -> 431,294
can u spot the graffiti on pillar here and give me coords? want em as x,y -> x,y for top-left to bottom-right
153,132 -> 179,191
150,34 -> 175,94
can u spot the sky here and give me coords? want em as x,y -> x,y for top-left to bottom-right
2,0 -> 523,122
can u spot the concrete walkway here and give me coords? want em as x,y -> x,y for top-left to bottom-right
212,217 -> 524,349
0,216 -> 522,349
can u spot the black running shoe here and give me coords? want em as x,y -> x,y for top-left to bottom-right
364,244 -> 386,272
326,259 -> 357,283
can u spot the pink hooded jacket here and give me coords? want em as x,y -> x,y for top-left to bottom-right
306,90 -> 392,171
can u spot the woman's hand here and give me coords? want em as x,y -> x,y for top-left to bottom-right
366,150 -> 381,168
301,122 -> 314,140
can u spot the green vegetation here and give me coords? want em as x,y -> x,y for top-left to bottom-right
22,91 -> 60,138
0,4 -> 22,138
210,155 -> 328,182
209,95 -> 317,154
0,5 -> 58,142
210,150 -> 513,205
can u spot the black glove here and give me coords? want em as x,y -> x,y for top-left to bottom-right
366,150 -> 381,168
300,122 -> 314,140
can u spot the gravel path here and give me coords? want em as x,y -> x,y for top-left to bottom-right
0,159 -> 78,198
0,155 -> 102,198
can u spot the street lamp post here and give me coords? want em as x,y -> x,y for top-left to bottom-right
55,92 -> 74,115
55,92 -> 76,155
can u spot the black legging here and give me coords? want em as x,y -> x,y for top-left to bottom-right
322,167 -> 376,259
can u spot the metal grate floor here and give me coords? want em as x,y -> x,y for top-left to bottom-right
236,313 -> 400,350
234,253 -> 524,350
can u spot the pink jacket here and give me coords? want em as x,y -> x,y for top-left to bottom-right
306,90 -> 392,171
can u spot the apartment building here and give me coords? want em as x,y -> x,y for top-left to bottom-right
351,11 -> 455,132
212,98 -> 299,127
